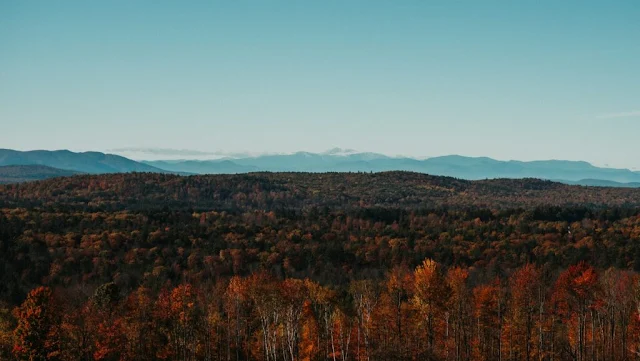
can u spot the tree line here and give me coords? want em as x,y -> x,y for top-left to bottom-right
3,261 -> 640,361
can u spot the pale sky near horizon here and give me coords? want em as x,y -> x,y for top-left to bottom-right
1,1 -> 639,169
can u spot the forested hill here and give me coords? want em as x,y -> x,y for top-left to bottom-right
3,171 -> 640,360
2,171 -> 640,211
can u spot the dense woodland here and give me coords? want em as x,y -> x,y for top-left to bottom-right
2,172 -> 640,361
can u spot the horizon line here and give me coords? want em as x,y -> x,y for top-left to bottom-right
2,147 -> 639,172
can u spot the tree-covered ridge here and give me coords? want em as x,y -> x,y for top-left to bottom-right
2,172 -> 640,211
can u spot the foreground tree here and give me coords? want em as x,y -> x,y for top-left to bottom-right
552,263 -> 599,361
506,264 -> 542,361
472,279 -> 505,361
447,267 -> 472,361
12,287 -> 60,361
413,259 -> 451,359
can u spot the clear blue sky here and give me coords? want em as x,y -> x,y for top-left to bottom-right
1,1 -> 639,168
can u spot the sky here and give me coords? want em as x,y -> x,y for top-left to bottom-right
1,1 -> 639,169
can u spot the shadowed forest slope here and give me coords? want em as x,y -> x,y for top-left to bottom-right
2,171 -> 640,211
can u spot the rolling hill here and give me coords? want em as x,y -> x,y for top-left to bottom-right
3,171 -> 640,211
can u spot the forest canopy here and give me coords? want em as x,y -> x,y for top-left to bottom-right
1,172 -> 640,360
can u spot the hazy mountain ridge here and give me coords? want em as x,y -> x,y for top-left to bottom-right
0,149 -> 166,174
3,149 -> 640,186
143,152 -> 640,184
559,179 -> 640,188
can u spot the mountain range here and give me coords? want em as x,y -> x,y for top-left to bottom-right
1,148 -> 640,187
142,149 -> 640,185
0,149 -> 164,174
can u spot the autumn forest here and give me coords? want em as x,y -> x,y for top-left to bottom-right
2,172 -> 640,361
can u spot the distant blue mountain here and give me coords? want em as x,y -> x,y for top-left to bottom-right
558,179 -> 640,188
143,151 -> 640,184
0,149 -> 164,174
145,159 -> 258,174
143,150 -> 392,173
